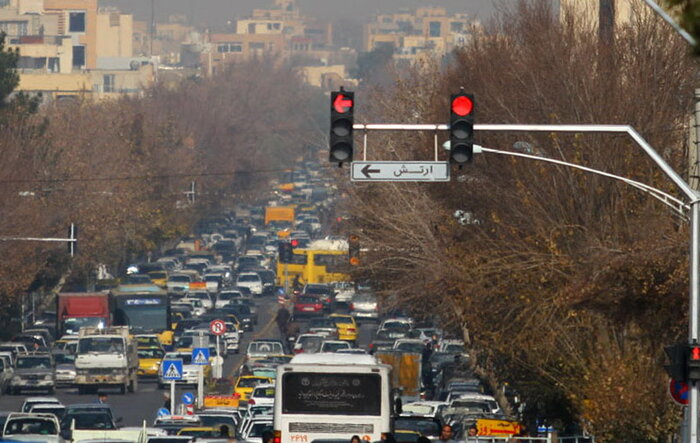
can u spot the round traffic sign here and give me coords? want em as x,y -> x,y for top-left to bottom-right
181,392 -> 195,405
670,379 -> 689,406
210,319 -> 226,336
157,408 -> 170,417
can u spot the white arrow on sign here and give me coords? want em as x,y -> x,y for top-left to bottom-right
351,161 -> 450,182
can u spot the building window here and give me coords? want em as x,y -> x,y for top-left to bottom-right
450,21 -> 464,33
249,42 -> 265,50
429,21 -> 441,37
104,74 -> 115,93
217,43 -> 242,53
69,12 -> 86,33
0,0 -> 10,8
72,45 -> 85,68
273,23 -> 280,30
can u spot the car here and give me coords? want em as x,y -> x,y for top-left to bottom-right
220,305 -> 254,331
28,403 -> 66,420
10,353 -> 55,395
167,273 -> 194,294
148,270 -> 169,288
227,298 -> 258,324
292,295 -> 324,319
138,347 -> 165,377
236,273 -> 263,296
60,410 -> 118,435
400,401 -> 448,418
246,340 -> 285,361
203,273 -> 223,293
195,413 -> 238,431
51,350 -> 76,387
438,339 -> 466,354
215,291 -> 243,309
393,416 -> 442,438
3,412 -> 61,443
350,293 -> 379,320
235,416 -> 273,443
368,330 -> 397,353
448,393 -> 501,415
153,415 -> 201,435
319,340 -> 352,353
293,334 -> 323,354
234,376 -> 273,401
305,317 -> 339,339
329,314 -> 358,342
21,397 -> 61,413
186,291 -> 214,310
177,298 -> 206,317
247,384 -> 275,407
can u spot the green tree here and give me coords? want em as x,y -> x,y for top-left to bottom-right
0,32 -> 19,107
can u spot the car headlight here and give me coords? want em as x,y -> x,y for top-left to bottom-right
44,375 -> 53,381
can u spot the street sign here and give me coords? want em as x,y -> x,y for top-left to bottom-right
182,392 -> 195,405
192,347 -> 210,365
162,359 -> 183,381
210,319 -> 226,336
157,408 -> 170,417
351,161 -> 450,182
670,379 -> 690,406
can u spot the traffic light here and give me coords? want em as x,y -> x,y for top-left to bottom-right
348,234 -> 360,266
449,92 -> 475,165
67,223 -> 77,257
330,89 -> 354,164
278,241 -> 292,264
665,342 -> 689,381
689,345 -> 700,382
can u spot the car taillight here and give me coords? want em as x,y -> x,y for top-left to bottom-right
314,304 -> 322,309
347,328 -> 356,333
369,343 -> 374,349
248,399 -> 255,405
350,303 -> 354,310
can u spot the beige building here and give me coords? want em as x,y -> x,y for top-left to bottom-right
43,0 -> 99,69
363,6 -> 476,61
96,8 -> 132,60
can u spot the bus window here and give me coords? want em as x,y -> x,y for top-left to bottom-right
314,254 -> 349,273
290,253 -> 307,265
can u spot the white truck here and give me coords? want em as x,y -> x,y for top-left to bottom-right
74,326 -> 139,395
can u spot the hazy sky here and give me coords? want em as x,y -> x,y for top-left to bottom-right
103,0 -> 499,31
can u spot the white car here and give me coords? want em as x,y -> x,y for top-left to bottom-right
320,340 -> 352,353
2,412 -> 61,443
247,384 -> 275,407
203,273 -> 223,294
216,291 -> 243,309
166,273 -> 193,294
186,290 -> 214,310
448,393 -> 501,415
400,401 -> 448,418
237,416 -> 273,443
20,397 -> 61,413
176,299 -> 206,317
236,273 -> 263,296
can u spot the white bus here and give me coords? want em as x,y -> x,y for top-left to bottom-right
273,353 -> 392,443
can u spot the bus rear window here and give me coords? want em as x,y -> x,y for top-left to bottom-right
282,372 -> 381,416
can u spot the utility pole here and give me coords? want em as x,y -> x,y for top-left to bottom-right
691,89 -> 700,191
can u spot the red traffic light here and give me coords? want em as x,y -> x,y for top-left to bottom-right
692,346 -> 700,361
333,94 -> 353,114
290,239 -> 299,247
451,95 -> 473,116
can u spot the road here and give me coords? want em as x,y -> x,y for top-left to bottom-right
0,295 -> 284,426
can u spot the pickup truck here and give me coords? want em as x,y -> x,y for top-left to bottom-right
9,354 -> 55,395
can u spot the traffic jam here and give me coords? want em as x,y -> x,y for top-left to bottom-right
0,162 -> 528,443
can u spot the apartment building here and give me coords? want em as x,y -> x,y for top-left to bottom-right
364,7 -> 476,60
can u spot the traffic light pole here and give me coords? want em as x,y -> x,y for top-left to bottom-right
354,121 -> 700,441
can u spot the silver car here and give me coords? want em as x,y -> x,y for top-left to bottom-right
350,293 -> 379,320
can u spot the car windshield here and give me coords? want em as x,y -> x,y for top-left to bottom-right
63,413 -> 115,430
253,387 -> 275,398
332,317 -> 353,325
449,400 -> 491,413
5,418 -> 57,435
238,275 -> 260,282
170,276 -> 191,282
198,415 -> 236,429
383,321 -> 410,331
322,342 -> 349,352
394,418 -> 440,436
248,422 -> 273,438
238,377 -> 268,388
308,318 -> 334,328
78,338 -> 124,354
139,348 -> 164,359
16,357 -> 51,369
53,353 -> 75,364
248,342 -> 282,354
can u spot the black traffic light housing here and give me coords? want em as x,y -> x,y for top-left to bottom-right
689,345 -> 700,382
278,241 -> 293,264
348,234 -> 360,266
665,343 -> 688,381
330,89 -> 354,164
449,92 -> 474,165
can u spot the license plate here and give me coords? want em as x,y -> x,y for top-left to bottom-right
303,307 -> 314,311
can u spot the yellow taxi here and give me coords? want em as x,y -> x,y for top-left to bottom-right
330,313 -> 359,342
148,270 -> 168,288
177,427 -> 221,438
234,375 -> 273,401
137,347 -> 165,377
136,334 -> 163,350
